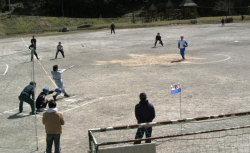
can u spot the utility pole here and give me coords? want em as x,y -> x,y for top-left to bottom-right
9,0 -> 11,18
62,0 -> 64,17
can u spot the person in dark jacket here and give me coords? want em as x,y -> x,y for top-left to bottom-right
221,18 -> 225,26
111,22 -> 115,34
29,41 -> 39,61
154,33 -> 163,47
18,81 -> 36,115
31,36 -> 36,44
36,88 -> 55,112
134,93 -> 155,144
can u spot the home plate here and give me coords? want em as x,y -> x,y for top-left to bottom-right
234,41 -> 239,43
65,99 -> 78,102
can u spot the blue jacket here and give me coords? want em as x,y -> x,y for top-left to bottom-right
135,100 -> 155,124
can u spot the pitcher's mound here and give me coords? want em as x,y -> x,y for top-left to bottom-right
95,54 -> 193,66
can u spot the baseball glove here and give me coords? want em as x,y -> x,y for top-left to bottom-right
183,44 -> 188,47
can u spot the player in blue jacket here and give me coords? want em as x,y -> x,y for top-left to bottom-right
178,36 -> 188,60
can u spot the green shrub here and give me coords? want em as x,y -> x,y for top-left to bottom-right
190,19 -> 197,24
225,17 -> 233,23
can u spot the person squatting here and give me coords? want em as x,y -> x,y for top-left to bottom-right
36,88 -> 62,113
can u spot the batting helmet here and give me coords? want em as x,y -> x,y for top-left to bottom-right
43,88 -> 49,93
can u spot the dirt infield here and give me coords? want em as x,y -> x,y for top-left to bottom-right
1,22 -> 250,153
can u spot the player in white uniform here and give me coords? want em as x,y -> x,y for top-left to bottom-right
51,65 -> 70,101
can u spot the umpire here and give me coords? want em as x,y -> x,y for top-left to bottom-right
18,82 -> 36,115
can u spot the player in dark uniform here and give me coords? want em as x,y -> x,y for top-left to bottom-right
154,33 -> 163,47
36,88 -> 55,112
31,36 -> 36,44
29,41 -> 39,61
111,22 -> 115,34
18,81 -> 36,115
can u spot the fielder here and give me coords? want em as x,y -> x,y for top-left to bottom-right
55,42 -> 65,59
51,65 -> 73,100
178,35 -> 188,60
154,33 -> 163,47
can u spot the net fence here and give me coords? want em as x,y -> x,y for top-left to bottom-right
0,49 -> 38,152
88,112 -> 250,153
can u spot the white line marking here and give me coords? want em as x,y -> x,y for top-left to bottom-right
37,61 -> 57,87
62,97 -> 104,113
189,54 -> 231,65
61,94 -> 128,113
21,37 -> 29,47
3,64 -> 8,75
21,37 -> 57,87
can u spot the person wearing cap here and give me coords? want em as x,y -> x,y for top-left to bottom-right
154,33 -> 163,47
36,88 -> 55,112
29,41 -> 39,61
178,35 -> 188,61
18,82 -> 36,115
134,93 -> 155,144
51,65 -> 70,100
55,42 -> 65,59
42,100 -> 65,153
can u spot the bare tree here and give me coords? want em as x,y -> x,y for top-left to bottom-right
213,0 -> 234,17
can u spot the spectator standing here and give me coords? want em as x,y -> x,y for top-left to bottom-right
178,35 -> 188,61
134,93 -> 155,144
42,100 -> 65,153
111,22 -> 115,34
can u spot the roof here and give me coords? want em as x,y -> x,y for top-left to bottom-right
166,0 -> 174,7
179,0 -> 197,7
149,3 -> 157,10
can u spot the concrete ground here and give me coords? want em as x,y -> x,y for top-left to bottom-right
0,22 -> 250,152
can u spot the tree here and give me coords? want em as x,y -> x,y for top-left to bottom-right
0,0 -> 6,12
213,0 -> 234,16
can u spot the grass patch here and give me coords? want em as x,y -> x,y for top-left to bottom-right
0,15 -> 249,37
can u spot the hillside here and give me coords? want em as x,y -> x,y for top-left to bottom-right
0,14 -> 249,37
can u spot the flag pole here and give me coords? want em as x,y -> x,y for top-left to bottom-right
179,84 -> 185,133
180,87 -> 182,120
